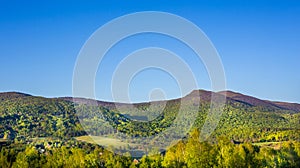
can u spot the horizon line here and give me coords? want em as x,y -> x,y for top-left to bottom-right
1,89 -> 300,105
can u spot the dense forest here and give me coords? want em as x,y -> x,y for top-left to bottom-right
0,129 -> 300,167
0,90 -> 300,167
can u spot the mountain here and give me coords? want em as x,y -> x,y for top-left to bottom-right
218,90 -> 277,107
0,92 -> 31,101
62,89 -> 300,113
0,90 -> 299,143
218,90 -> 300,112
271,101 -> 300,112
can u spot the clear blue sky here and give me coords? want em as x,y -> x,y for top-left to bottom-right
0,0 -> 299,103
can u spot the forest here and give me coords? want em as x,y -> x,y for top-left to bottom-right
0,91 -> 300,167
0,129 -> 300,167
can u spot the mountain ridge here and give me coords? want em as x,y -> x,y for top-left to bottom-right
1,90 -> 300,113
0,92 -> 32,101
57,89 -> 300,113
218,90 -> 300,112
1,89 -> 299,143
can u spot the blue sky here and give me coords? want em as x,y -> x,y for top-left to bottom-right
0,0 -> 300,103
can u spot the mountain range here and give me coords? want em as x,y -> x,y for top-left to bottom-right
59,89 -> 300,113
1,90 -> 299,112
0,89 -> 299,143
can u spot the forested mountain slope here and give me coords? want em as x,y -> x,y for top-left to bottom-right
0,90 -> 299,142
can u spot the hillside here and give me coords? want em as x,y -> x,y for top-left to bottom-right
218,90 -> 300,112
0,90 -> 300,167
0,92 -> 31,101
0,90 -> 299,143
62,90 -> 300,114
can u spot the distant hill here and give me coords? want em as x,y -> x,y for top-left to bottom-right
0,90 -> 299,143
2,90 -> 300,118
271,101 -> 300,112
0,92 -> 31,101
62,89 -> 300,113
218,90 -> 300,112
